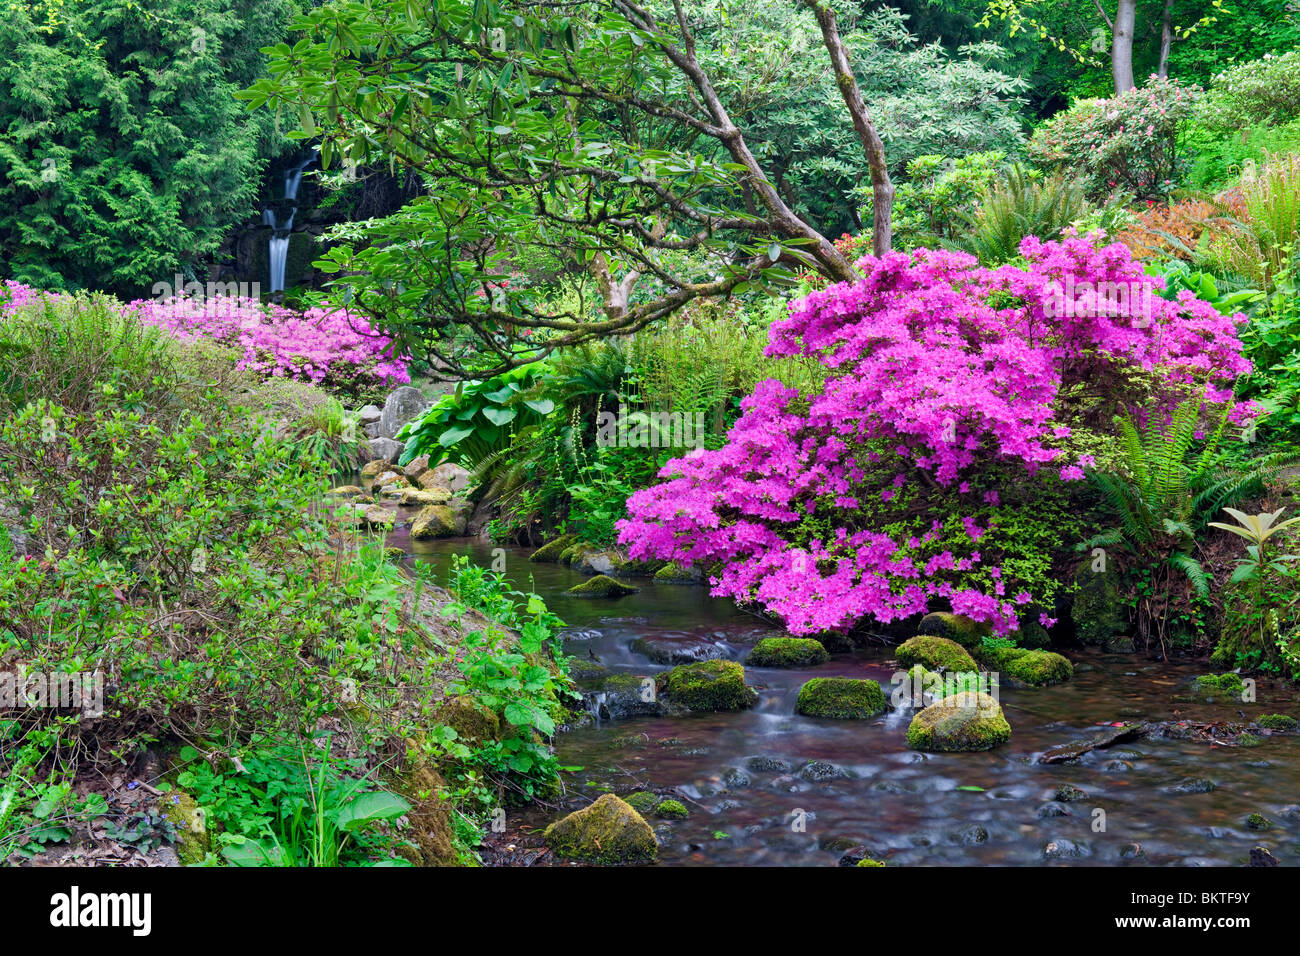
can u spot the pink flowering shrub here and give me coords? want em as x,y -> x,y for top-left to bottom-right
130,294 -> 409,398
617,235 -> 1252,637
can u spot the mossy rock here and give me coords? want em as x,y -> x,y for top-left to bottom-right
361,504 -> 396,530
327,484 -> 364,497
653,561 -> 701,584
393,743 -> 460,866
1014,606 -> 1053,650
1071,558 -> 1127,646
1247,812 -> 1272,831
1258,714 -> 1298,731
436,695 -> 501,748
896,635 -> 977,674
856,858 -> 886,867
654,799 -> 689,820
382,547 -> 405,561
567,574 -> 640,598
747,637 -> 830,668
558,541 -> 598,566
159,792 -> 209,866
411,504 -> 459,539
795,677 -> 887,719
660,660 -> 758,712
530,534 -> 577,563
982,646 -> 1073,687
401,487 -> 453,506
360,459 -> 389,478
543,793 -> 658,864
906,692 -> 1011,752
916,612 -> 991,649
1193,672 -> 1246,701
623,791 -> 661,814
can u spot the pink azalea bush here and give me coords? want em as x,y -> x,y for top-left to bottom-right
617,234 -> 1252,637
1,281 -> 409,397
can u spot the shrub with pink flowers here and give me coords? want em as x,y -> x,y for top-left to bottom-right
617,235 -> 1252,638
1028,77 -> 1201,200
130,294 -> 409,399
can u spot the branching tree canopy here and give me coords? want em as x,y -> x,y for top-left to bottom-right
242,0 -> 915,377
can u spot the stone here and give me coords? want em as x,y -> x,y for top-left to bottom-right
367,436 -> 404,463
660,660 -> 758,712
400,487 -> 452,506
896,635 -> 978,674
747,637 -> 830,668
629,635 -> 725,665
530,534 -> 577,563
906,692 -> 1011,752
566,575 -> 639,597
378,386 -> 429,439
653,561 -> 703,584
402,454 -> 431,481
916,611 -> 991,649
428,462 -> 471,494
1071,558 -> 1127,646
573,549 -> 626,575
357,404 -> 382,424
410,504 -> 461,539
543,794 -> 658,864
795,677 -> 887,719
981,647 -> 1074,687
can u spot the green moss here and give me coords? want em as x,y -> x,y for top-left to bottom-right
661,660 -> 758,711
530,534 -> 577,563
1246,812 -> 1272,830
543,793 -> 658,864
623,791 -> 661,814
436,695 -> 501,748
566,574 -> 640,597
1257,714 -> 1298,731
896,635 -> 978,674
654,799 -> 689,820
159,792 -> 209,866
410,503 -> 457,539
984,647 -> 1073,686
1193,672 -> 1246,700
856,858 -> 886,867
653,561 -> 699,583
906,692 -> 1011,752
1071,559 -> 1127,646
747,637 -> 830,668
795,677 -> 887,719
916,612 -> 991,649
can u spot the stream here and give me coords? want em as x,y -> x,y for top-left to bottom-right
397,532 -> 1300,866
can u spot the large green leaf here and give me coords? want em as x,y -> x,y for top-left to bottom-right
336,791 -> 412,832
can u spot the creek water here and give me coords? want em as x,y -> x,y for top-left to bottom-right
397,531 -> 1300,866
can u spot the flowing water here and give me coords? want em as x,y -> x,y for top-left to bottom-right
398,532 -> 1300,866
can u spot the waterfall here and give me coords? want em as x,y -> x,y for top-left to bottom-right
263,149 -> 318,293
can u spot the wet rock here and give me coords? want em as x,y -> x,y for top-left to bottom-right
410,504 -> 461,539
746,756 -> 793,774
589,674 -> 663,721
1038,723 -> 1145,764
659,660 -> 757,712
1164,777 -> 1216,795
747,637 -> 830,668
795,677 -> 887,719
567,575 -> 639,598
959,824 -> 989,846
722,767 -> 752,790
1251,846 -> 1280,867
629,635 -> 725,665
653,561 -> 703,584
798,760 -> 853,782
367,436 -> 404,463
907,692 -> 1011,753
400,487 -> 452,506
836,845 -> 878,867
1246,812 -> 1272,830
402,454 -> 430,482
1053,785 -> 1089,803
1102,760 -> 1133,772
1119,843 -> 1146,859
1043,838 -> 1088,860
529,534 -> 576,563
574,549 -> 627,575
1037,801 -> 1070,818
543,793 -> 657,864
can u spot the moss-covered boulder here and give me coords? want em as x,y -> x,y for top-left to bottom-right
1193,672 -> 1247,701
654,799 -> 689,820
1258,714 -> 1298,731
906,692 -> 1011,752
591,673 -> 664,720
410,504 -> 460,539
360,459 -> 389,479
530,534 -> 577,563
361,504 -> 395,530
896,635 -> 978,674
747,637 -> 830,668
795,677 -> 887,719
916,612 -> 991,649
1071,558 -> 1127,646
159,792 -> 209,865
327,484 -> 364,497
368,469 -> 409,493
660,660 -> 757,711
653,561 -> 702,584
623,791 -> 661,814
982,646 -> 1073,687
567,574 -> 640,598
435,695 -> 501,748
393,742 -> 460,866
558,541 -> 599,566
543,793 -> 658,864
400,487 -> 452,506
574,549 -> 627,575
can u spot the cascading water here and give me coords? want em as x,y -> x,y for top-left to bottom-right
263,149 -> 319,294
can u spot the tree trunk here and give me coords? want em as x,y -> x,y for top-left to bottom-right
1112,0 -> 1137,94
801,0 -> 894,256
1157,0 -> 1174,78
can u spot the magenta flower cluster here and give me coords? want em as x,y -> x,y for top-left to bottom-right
130,294 -> 410,386
616,235 -> 1251,637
